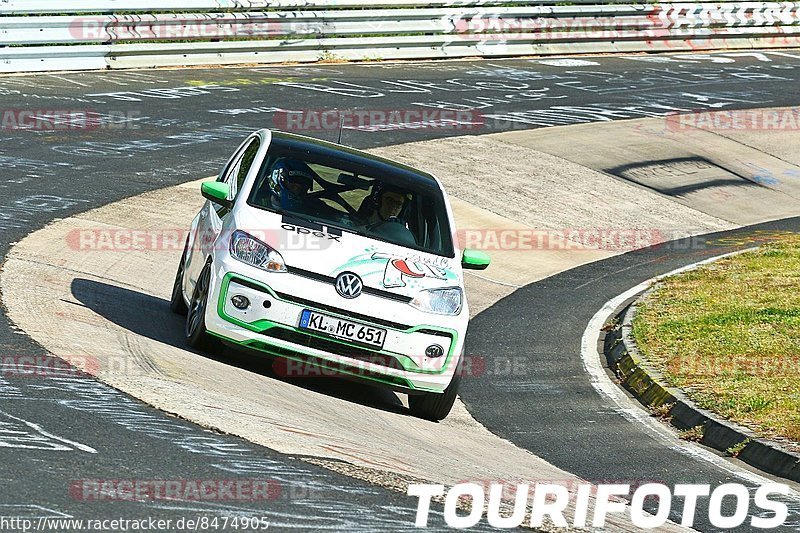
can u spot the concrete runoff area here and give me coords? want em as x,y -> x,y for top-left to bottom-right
4,110 -> 800,529
371,135 -> 733,238
501,109 -> 800,226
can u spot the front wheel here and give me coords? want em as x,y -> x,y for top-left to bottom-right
185,264 -> 221,352
409,369 -> 461,421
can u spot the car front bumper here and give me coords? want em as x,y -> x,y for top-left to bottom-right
203,257 -> 466,394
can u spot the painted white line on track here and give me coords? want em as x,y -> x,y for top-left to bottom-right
47,75 -> 89,87
0,410 -> 98,453
536,59 -> 600,67
0,504 -> 72,518
580,248 -> 800,500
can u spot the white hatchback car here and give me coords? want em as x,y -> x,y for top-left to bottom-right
171,129 -> 490,420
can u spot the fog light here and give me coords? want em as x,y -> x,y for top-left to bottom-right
231,295 -> 250,310
425,344 -> 444,358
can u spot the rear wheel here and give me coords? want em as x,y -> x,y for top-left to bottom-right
409,368 -> 461,421
185,264 -> 221,352
169,242 -> 189,315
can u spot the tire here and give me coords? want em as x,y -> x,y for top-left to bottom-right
185,264 -> 221,352
409,367 -> 462,421
169,242 -> 189,315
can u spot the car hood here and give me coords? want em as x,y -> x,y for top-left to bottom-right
235,208 -> 462,298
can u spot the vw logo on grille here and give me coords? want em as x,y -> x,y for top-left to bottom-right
425,345 -> 445,358
335,272 -> 363,299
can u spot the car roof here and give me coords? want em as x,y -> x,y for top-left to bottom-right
268,130 -> 442,193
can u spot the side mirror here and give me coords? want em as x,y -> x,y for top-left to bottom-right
462,249 -> 491,270
201,181 -> 232,209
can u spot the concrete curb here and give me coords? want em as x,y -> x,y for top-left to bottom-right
602,294 -> 800,484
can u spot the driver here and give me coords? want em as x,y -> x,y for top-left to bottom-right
268,158 -> 325,213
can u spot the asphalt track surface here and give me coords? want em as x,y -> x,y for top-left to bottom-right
2,51 -> 800,531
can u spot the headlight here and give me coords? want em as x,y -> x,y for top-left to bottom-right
229,230 -> 286,272
410,287 -> 462,315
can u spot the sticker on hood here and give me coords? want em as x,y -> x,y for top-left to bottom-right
372,253 -> 448,288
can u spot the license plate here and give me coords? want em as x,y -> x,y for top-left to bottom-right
299,310 -> 386,349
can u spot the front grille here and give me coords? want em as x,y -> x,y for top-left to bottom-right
260,328 -> 404,371
227,275 -> 411,329
227,276 -> 454,342
287,266 -> 413,303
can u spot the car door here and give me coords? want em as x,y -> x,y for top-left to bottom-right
184,136 -> 261,292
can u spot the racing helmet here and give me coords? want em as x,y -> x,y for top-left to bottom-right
268,158 -> 316,209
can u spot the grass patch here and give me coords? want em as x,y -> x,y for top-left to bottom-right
726,438 -> 750,458
649,402 -> 675,421
632,235 -> 800,443
678,425 -> 705,442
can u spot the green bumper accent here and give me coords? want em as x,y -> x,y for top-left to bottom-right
216,272 -> 459,375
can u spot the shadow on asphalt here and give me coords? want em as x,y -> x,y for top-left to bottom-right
70,278 -> 407,416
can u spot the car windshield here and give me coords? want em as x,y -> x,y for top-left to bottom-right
247,144 -> 454,257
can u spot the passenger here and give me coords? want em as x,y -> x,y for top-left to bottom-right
366,182 -> 411,226
364,182 -> 417,246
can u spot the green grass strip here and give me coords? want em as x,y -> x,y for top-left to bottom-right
633,235 -> 800,442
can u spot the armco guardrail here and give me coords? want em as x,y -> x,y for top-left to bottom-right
1,2 -> 800,73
